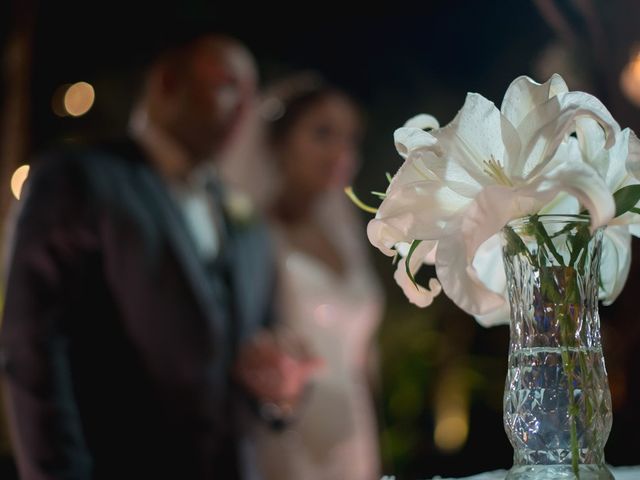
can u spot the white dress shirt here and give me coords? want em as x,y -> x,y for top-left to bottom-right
129,110 -> 222,262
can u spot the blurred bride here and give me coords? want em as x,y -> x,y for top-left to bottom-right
223,73 -> 384,480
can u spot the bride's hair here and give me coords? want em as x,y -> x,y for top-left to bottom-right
256,73 -> 374,268
220,72 -> 366,237
260,72 -> 360,146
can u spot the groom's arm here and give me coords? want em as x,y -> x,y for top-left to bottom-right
0,153 -> 97,479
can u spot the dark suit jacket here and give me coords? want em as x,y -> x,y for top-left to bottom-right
0,139 -> 275,479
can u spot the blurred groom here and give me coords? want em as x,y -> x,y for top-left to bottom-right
0,32 -> 312,480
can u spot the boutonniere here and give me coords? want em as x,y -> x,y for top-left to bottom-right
223,187 -> 256,228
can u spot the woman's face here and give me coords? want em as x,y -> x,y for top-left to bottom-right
277,94 -> 362,196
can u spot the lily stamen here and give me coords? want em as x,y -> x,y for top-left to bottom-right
483,155 -> 513,186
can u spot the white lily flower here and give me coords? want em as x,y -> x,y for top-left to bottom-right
472,114 -> 640,324
574,117 -> 640,304
369,74 -> 624,320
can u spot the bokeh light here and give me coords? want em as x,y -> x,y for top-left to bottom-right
52,82 -> 95,117
433,370 -> 470,453
10,165 -> 30,201
620,50 -> 640,107
434,410 -> 469,453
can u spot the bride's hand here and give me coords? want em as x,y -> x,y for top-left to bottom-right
234,330 -> 323,409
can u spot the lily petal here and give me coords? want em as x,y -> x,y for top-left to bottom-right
501,73 -> 568,129
576,118 -> 634,191
394,127 -> 438,160
367,219 -> 408,256
624,129 -> 640,181
472,233 -> 510,326
395,93 -> 527,199
386,149 -> 441,193
394,259 -> 442,308
435,185 -> 539,316
393,240 -> 441,308
628,223 -> 640,237
517,92 -> 618,180
474,302 -> 511,327
600,226 -> 632,305
435,93 -> 522,186
367,177 -> 467,256
395,240 -> 438,267
535,161 -> 615,231
472,233 -> 507,300
373,180 -> 469,243
403,114 -> 440,130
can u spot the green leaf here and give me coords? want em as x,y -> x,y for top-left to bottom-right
405,240 -> 422,290
386,172 -> 393,183
613,184 -> 640,217
502,225 -> 536,265
568,222 -> 590,266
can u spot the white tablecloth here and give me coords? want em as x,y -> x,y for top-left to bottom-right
421,465 -> 640,479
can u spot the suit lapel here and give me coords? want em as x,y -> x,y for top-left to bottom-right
224,213 -> 274,345
225,224 -> 250,345
135,164 -> 228,346
121,137 -> 268,349
207,180 -> 253,346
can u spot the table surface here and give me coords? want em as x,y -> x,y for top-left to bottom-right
423,465 -> 640,479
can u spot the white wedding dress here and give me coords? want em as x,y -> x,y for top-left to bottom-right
252,194 -> 384,480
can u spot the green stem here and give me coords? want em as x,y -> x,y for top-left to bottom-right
564,351 -> 581,477
531,215 -> 566,266
538,223 -> 582,478
577,350 -> 594,429
558,294 -> 580,478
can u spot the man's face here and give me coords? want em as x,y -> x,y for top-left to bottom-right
172,39 -> 256,163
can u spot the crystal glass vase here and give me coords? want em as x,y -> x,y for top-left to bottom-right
501,215 -> 614,480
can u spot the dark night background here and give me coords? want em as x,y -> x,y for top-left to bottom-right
1,1 -> 640,478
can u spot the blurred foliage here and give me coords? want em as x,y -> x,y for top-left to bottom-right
373,254 -> 513,478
